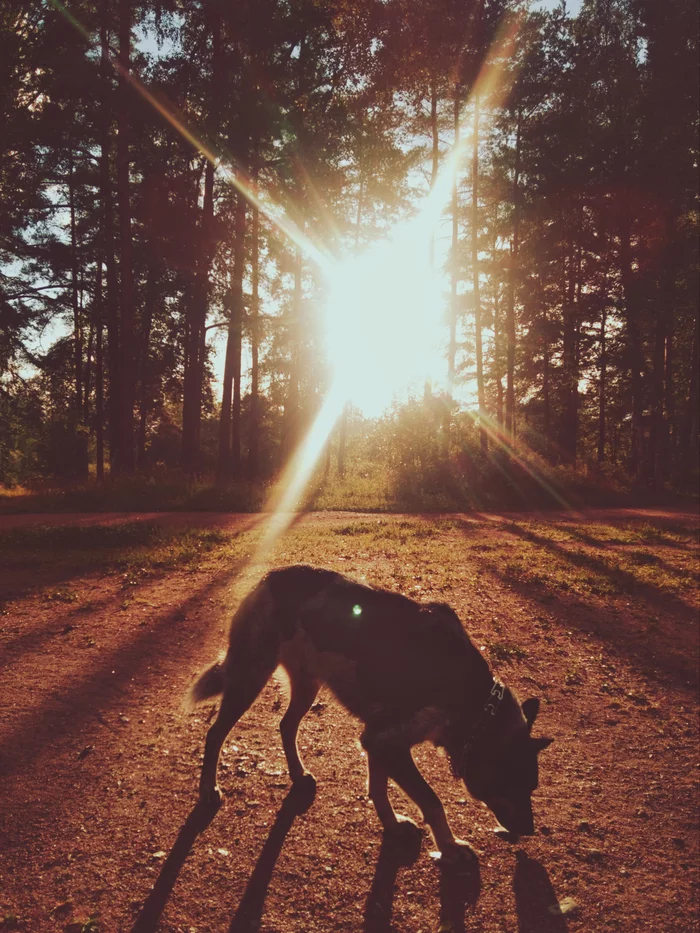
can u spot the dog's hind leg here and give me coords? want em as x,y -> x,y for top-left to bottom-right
199,659 -> 276,806
279,670 -> 319,790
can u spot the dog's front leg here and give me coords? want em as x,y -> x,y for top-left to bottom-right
383,747 -> 472,860
366,750 -> 421,843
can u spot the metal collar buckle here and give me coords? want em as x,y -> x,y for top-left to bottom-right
484,681 -> 505,716
460,681 -> 506,773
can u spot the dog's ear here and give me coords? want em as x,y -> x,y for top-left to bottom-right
522,697 -> 540,730
532,737 -> 554,752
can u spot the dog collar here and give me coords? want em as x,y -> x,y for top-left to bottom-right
460,680 -> 505,769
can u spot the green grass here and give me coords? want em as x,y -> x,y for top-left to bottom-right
1,513 -> 696,621
0,522 -> 244,581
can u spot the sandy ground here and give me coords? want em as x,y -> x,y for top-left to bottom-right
0,508 -> 698,933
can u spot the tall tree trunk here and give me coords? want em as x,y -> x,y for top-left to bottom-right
282,247 -> 303,463
424,79 -> 439,403
247,156 -> 261,479
116,0 -> 135,473
136,266 -> 156,470
543,339 -> 551,445
217,195 -> 247,482
100,10 -> 120,476
598,305 -> 607,463
619,199 -> 644,478
230,193 -> 246,477
338,174 -> 365,475
560,236 -> 579,463
505,109 -> 521,437
445,86 -> 460,453
493,287 -> 504,428
472,92 -> 486,452
683,306 -> 699,479
68,150 -> 83,418
83,319 -> 94,427
217,286 -> 236,484
650,290 -> 666,490
182,159 -> 214,471
95,260 -> 105,483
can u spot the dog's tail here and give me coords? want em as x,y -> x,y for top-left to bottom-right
186,657 -> 226,709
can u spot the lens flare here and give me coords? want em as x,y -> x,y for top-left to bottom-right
45,1 -> 569,620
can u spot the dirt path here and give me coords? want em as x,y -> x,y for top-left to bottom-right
0,510 -> 697,933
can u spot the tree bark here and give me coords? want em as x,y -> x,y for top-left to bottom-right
230,192 -> 246,477
445,86 -> 460,453
598,305 -> 607,463
560,235 -> 579,463
281,247 -> 303,463
619,197 -> 644,477
68,150 -> 83,418
136,266 -> 157,470
182,158 -> 214,472
116,0 -> 135,473
217,195 -> 246,483
505,109 -> 521,437
248,182 -> 261,479
95,260 -> 105,483
100,9 -> 120,476
472,92 -> 486,452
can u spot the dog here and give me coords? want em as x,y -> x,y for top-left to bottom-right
188,565 -> 553,859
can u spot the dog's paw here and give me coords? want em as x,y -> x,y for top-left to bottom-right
292,771 -> 317,793
433,839 -> 477,864
289,772 -> 317,812
386,816 -> 422,845
199,785 -> 223,809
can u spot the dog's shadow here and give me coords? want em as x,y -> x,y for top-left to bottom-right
227,780 -> 316,932
363,837 -> 481,933
131,790 -> 482,933
513,851 -> 569,933
130,797 -> 222,933
129,781 -> 315,933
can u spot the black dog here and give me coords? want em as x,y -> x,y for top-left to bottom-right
188,565 -> 552,858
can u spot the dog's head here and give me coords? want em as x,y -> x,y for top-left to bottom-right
459,696 -> 553,838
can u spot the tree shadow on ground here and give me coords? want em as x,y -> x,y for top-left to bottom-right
0,589 -> 117,671
500,520 -> 697,622
513,851 -> 568,933
227,780 -> 317,933
130,797 -> 222,933
454,518 -> 698,691
0,563 -> 242,785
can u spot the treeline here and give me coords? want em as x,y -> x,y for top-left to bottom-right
0,0 -> 697,499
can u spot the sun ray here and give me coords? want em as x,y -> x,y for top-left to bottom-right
46,0 -> 571,612
46,0 -> 334,274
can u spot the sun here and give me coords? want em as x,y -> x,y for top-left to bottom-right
324,223 -> 444,418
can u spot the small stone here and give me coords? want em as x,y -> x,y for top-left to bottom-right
549,897 -> 579,917
584,848 -> 605,863
152,850 -> 166,859
578,820 -> 591,832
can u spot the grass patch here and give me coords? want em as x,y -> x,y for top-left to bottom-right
487,640 -> 529,663
0,522 -> 242,581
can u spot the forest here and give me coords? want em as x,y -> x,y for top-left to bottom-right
1,0 -> 698,509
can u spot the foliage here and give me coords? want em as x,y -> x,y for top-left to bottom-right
0,0 -> 697,502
